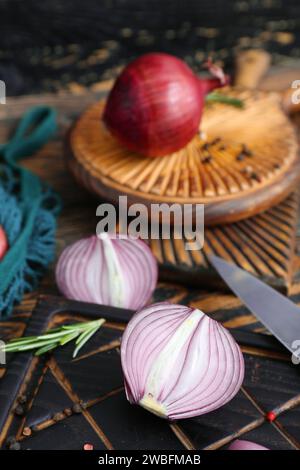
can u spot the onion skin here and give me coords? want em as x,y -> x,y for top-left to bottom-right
103,53 -> 226,157
121,302 -> 244,420
0,226 -> 8,260
55,234 -> 158,310
228,439 -> 269,451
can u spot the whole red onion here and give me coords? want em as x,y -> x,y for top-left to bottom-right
103,53 -> 227,157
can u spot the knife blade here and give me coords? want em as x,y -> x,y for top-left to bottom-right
209,255 -> 300,357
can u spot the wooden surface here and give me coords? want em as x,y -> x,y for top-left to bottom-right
1,92 -> 300,449
1,89 -> 300,313
67,84 -> 300,290
68,88 -> 300,226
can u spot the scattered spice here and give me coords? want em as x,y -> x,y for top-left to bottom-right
201,142 -> 210,151
201,155 -> 213,164
83,443 -> 94,451
250,172 -> 261,183
237,145 -> 252,162
22,427 -> 32,437
236,152 -> 246,162
273,163 -> 280,170
242,144 -> 253,157
210,137 -> 221,145
14,405 -> 25,416
9,442 -> 21,450
218,145 -> 226,151
72,403 -> 82,414
241,166 -> 262,182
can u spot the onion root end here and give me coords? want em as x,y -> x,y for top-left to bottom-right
139,395 -> 167,419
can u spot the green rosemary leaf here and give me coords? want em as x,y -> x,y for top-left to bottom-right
59,331 -> 79,346
74,319 -> 104,346
62,320 -> 98,331
35,331 -> 75,341
5,340 -> 57,352
7,335 -> 44,344
72,330 -> 94,358
2,318 -> 106,357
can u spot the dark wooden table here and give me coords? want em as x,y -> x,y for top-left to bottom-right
1,92 -> 300,450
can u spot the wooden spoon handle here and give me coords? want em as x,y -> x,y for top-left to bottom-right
234,49 -> 271,89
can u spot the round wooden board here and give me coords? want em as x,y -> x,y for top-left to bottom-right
67,88 -> 300,225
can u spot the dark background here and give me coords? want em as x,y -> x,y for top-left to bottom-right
0,0 -> 300,95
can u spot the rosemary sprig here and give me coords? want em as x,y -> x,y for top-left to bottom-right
0,319 -> 106,358
206,92 -> 244,108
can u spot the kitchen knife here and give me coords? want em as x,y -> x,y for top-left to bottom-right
209,255 -> 300,358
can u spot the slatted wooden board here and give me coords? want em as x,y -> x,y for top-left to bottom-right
68,88 -> 300,226
150,190 -> 300,292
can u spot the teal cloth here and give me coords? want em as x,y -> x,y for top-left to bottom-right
0,106 -> 61,318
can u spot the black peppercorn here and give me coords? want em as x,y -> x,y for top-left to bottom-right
201,143 -> 210,151
202,155 -> 212,164
22,427 -> 32,437
210,137 -> 221,145
242,144 -> 253,157
236,153 -> 246,161
250,172 -> 261,182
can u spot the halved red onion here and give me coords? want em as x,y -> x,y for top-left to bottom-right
121,302 -> 244,420
228,439 -> 269,450
56,233 -> 158,310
